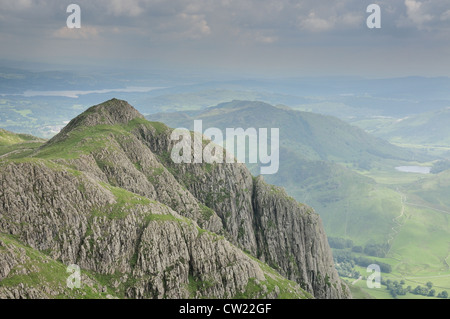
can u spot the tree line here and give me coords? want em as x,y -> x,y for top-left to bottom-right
333,250 -> 392,273
328,237 -> 389,258
384,279 -> 448,299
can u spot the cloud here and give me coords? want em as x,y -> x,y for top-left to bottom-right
53,26 -> 99,39
298,10 -> 363,33
300,12 -> 335,32
106,0 -> 145,17
340,13 -> 363,28
1,0 -> 33,11
255,34 -> 277,44
1,0 -> 450,76
178,13 -> 211,39
441,10 -> 450,21
404,0 -> 434,28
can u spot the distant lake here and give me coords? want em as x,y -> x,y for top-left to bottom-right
395,166 -> 431,174
20,86 -> 166,98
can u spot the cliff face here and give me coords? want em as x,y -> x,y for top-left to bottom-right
0,99 -> 350,299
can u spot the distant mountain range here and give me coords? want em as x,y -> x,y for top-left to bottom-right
2,67 -> 450,139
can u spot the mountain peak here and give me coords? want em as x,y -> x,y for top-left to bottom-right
47,98 -> 144,144
208,100 -> 294,116
83,98 -> 144,125
214,100 -> 275,111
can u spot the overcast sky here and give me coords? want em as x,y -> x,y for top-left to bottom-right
1,0 -> 449,77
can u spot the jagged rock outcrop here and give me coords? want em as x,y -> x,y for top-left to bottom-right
252,177 -> 344,298
0,233 -> 115,299
0,98 -> 350,299
0,161 -> 307,299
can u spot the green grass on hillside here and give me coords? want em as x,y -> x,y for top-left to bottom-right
387,204 -> 449,275
34,118 -> 166,160
0,128 -> 45,158
0,129 -> 28,146
0,233 -> 114,299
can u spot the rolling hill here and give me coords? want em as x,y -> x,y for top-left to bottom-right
152,100 -> 418,166
375,107 -> 450,150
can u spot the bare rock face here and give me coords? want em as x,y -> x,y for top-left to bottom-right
0,99 -> 350,299
251,177 -> 346,299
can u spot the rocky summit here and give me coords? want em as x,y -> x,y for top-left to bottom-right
0,98 -> 350,299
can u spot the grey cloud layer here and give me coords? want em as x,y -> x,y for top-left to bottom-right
0,0 -> 449,75
2,0 -> 449,40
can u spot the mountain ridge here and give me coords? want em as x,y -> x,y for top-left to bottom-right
150,100 -> 419,164
0,99 -> 350,299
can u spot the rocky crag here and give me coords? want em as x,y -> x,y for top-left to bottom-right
0,99 -> 350,299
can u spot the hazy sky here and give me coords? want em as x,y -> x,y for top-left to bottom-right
1,0 -> 450,77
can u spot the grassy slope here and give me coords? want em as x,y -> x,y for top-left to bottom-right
377,108 -> 450,146
406,170 -> 450,208
0,128 -> 45,157
0,128 -> 33,146
350,108 -> 450,159
344,170 -> 450,299
268,157 -> 401,245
